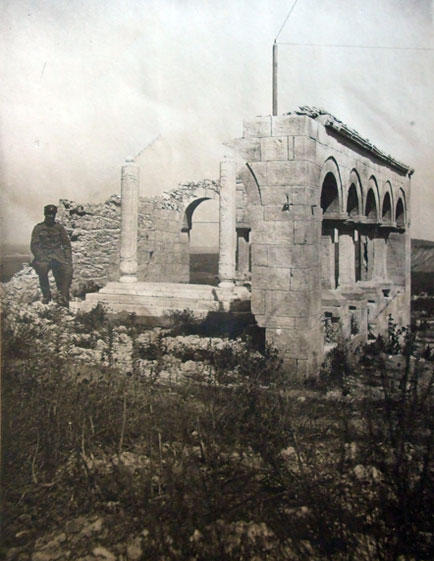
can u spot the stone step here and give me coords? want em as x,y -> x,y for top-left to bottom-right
71,301 -> 213,320
72,281 -> 251,319
100,282 -> 221,297
70,300 -> 253,326
85,292 -> 230,312
96,282 -> 250,302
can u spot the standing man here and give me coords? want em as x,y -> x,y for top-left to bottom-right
30,204 -> 73,307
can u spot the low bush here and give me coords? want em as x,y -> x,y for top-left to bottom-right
2,303 -> 434,560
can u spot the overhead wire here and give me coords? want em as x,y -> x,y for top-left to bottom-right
274,0 -> 300,42
277,42 -> 434,51
274,0 -> 434,51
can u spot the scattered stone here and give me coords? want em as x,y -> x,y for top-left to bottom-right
126,537 -> 142,561
90,518 -> 104,534
55,534 -> 66,544
180,360 -> 197,372
92,546 -> 116,561
15,530 -> 32,540
6,547 -> 25,561
65,517 -> 86,534
31,552 -> 56,561
280,446 -> 296,460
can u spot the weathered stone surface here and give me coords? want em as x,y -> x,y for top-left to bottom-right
259,185 -> 292,206
65,517 -> 86,534
264,290 -> 309,318
271,115 -> 318,137
251,244 -> 268,266
252,266 -> 290,290
294,135 -> 317,161
260,136 -> 289,161
126,537 -> 143,561
248,162 -> 267,185
243,116 -> 272,138
218,158 -> 237,287
92,546 -> 116,561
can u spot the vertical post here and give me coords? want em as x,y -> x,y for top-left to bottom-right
218,157 -> 236,288
119,157 -> 139,283
272,41 -> 278,116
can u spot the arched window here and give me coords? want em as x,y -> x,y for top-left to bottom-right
321,172 -> 340,216
365,189 -> 378,221
382,192 -> 392,222
396,198 -> 405,228
347,184 -> 360,217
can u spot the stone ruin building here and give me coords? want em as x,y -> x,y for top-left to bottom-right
62,107 -> 412,376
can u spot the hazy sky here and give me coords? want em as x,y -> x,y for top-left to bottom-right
1,0 -> 434,247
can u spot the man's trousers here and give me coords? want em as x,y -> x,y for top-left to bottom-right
33,259 -> 73,306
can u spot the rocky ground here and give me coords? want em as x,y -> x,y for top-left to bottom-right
2,293 -> 434,561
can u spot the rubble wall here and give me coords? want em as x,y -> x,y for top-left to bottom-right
56,180 -> 220,290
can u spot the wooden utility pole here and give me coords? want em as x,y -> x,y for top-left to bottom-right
272,41 -> 278,116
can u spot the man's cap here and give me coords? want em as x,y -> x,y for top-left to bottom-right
44,204 -> 57,215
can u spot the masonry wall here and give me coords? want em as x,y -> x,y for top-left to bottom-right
233,116 -> 324,376
57,180 -> 220,290
230,112 -> 412,376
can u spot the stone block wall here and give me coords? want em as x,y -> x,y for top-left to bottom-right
57,180 -> 220,290
233,115 -> 324,376
58,196 -> 122,287
229,110 -> 412,376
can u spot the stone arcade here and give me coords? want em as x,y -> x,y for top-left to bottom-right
67,108 -> 412,375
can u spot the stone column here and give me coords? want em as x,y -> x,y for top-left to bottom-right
119,157 -> 140,283
218,157 -> 237,288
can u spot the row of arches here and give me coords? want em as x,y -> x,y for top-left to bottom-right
320,158 -> 407,228
320,158 -> 408,290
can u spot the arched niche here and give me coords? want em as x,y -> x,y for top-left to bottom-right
381,181 -> 394,223
347,184 -> 360,218
382,192 -> 392,222
364,177 -> 380,222
396,198 -> 406,228
320,158 -> 343,217
346,170 -> 362,218
365,189 -> 378,222
321,173 -> 340,216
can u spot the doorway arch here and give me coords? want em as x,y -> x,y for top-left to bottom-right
182,196 -> 219,285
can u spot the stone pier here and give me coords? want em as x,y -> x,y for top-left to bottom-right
119,157 -> 139,283
218,157 -> 237,288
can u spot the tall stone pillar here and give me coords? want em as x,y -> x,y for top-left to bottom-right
119,157 -> 140,283
218,157 -> 237,288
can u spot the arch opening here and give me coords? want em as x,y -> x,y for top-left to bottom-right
347,184 -> 360,218
396,198 -> 405,228
382,192 -> 392,222
182,198 -> 219,285
365,189 -> 378,221
321,172 -> 340,216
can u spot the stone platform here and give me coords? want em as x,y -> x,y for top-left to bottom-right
70,282 -> 252,325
